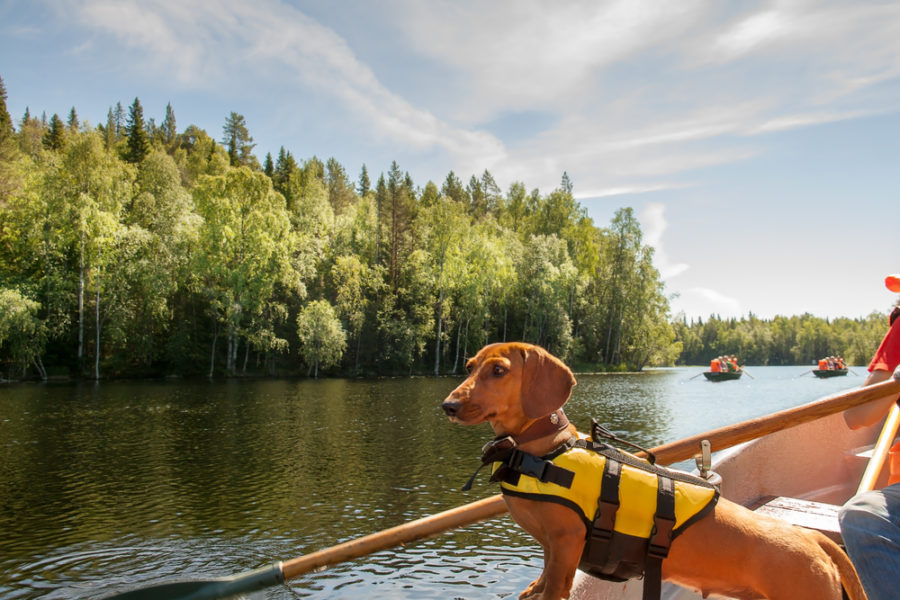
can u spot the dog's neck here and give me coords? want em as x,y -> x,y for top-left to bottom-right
490,409 -> 576,456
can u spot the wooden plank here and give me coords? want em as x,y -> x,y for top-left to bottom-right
753,496 -> 842,543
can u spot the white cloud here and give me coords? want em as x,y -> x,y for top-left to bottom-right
638,203 -> 689,280
672,287 -> 743,320
575,183 -> 689,199
399,0 -> 704,121
76,0 -> 508,168
712,10 -> 790,61
57,0 -> 900,197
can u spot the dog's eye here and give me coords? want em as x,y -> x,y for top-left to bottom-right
492,365 -> 507,377
465,363 -> 474,374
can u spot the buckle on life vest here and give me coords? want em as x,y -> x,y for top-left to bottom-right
506,449 -> 575,488
648,475 -> 676,560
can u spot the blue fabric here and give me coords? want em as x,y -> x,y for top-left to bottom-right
839,483 -> 900,600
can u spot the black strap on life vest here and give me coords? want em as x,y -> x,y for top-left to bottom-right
462,437 -> 577,491
574,434 -> 698,600
499,448 -> 576,488
584,457 -> 621,572
643,474 -> 676,600
461,412 -> 572,491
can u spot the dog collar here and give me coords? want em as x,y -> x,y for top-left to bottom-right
482,409 -> 569,456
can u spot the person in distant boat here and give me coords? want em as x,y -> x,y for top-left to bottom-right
839,276 -> 900,600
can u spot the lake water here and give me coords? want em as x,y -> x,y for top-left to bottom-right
0,366 -> 864,599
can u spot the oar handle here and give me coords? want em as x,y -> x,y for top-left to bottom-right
857,401 -> 900,494
281,495 -> 508,581
644,377 -> 900,465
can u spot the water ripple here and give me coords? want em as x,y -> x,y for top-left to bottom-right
0,370 -> 860,598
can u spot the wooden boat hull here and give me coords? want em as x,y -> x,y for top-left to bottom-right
569,398 -> 885,599
702,370 -> 742,381
813,369 -> 849,378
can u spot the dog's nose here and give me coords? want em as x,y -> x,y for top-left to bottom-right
442,400 -> 460,417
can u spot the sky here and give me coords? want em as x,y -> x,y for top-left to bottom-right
2,0 -> 899,322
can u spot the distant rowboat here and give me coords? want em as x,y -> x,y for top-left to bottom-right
813,368 -> 848,378
703,370 -> 742,382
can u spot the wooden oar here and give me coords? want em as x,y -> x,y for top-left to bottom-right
794,369 -> 813,379
689,372 -> 705,380
104,495 -> 508,600
740,368 -> 754,379
856,401 -> 900,494
647,376 -> 900,464
105,377 -> 900,600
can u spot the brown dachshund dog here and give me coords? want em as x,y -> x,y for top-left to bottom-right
442,342 -> 866,600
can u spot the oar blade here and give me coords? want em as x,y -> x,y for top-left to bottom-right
103,563 -> 283,600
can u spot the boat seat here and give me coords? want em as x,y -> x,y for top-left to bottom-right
750,496 -> 843,544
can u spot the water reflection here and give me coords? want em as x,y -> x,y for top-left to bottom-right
0,368 -> 860,598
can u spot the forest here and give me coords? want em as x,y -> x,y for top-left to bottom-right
0,76 -> 888,380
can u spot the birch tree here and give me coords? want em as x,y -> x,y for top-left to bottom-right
192,167 -> 300,376
296,299 -> 346,378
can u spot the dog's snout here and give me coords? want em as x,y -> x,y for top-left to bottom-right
442,400 -> 461,418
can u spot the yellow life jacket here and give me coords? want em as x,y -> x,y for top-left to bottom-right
490,424 -> 719,598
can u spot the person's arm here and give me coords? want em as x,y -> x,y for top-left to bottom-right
844,368 -> 897,429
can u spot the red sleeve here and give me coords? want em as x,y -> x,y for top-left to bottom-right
869,317 -> 900,373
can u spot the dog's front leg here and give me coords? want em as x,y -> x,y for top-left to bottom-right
507,497 -> 586,600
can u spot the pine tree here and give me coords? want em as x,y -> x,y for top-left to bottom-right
125,97 -> 150,164
326,157 -> 354,212
161,102 -> 176,150
67,107 -> 79,132
0,74 -> 19,202
560,171 -> 573,195
481,169 -> 502,213
17,107 -> 44,156
358,164 -> 371,196
273,146 -> 297,197
114,102 -> 125,139
42,113 -> 65,150
104,108 -> 116,149
222,112 -> 256,167
0,75 -> 13,140
382,161 -> 413,289
441,170 -> 467,204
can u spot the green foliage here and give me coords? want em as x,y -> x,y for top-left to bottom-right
222,112 -> 257,169
0,77 -> 20,204
2,81 -> 882,379
673,313 -> 886,366
0,75 -> 13,140
0,287 -> 47,378
192,166 -> 300,376
296,299 -> 346,377
357,164 -> 370,197
160,102 -> 177,150
43,114 -> 65,151
125,98 -> 150,164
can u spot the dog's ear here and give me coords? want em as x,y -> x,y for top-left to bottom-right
520,346 -> 576,419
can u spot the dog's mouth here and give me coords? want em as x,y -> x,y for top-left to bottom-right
443,399 -> 493,425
